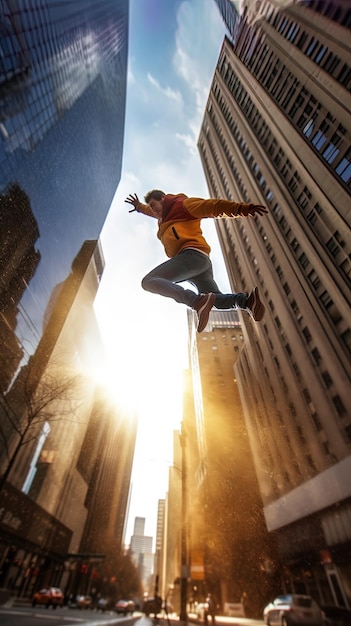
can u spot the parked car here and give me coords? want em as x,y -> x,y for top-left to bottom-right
263,594 -> 324,625
321,605 -> 351,625
142,596 -> 162,617
32,587 -> 64,608
114,599 -> 135,615
69,595 -> 92,609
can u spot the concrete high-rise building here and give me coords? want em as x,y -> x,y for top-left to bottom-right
199,0 -> 350,607
213,0 -> 240,40
130,517 -> 154,591
154,499 -> 165,592
184,310 -> 278,616
155,500 -> 166,557
70,386 -> 137,599
163,431 -> 182,615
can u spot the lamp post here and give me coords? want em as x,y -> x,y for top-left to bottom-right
179,423 -> 188,624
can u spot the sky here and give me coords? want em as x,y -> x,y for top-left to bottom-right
94,0 -> 228,548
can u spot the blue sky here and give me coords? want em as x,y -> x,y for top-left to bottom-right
94,0 -> 228,546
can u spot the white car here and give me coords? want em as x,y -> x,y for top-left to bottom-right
263,594 -> 324,626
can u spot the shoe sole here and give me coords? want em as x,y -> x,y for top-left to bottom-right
197,293 -> 216,332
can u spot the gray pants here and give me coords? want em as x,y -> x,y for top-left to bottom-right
142,249 -> 248,309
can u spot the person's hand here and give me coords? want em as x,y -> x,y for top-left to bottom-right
125,193 -> 141,212
241,203 -> 268,217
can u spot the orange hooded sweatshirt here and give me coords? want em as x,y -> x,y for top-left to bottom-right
137,193 -> 253,258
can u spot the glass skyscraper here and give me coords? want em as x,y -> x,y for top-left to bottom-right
1,0 -> 128,389
0,0 -> 131,594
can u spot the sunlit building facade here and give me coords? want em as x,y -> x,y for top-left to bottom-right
202,0 -> 351,607
71,386 -> 137,599
154,498 -> 165,594
184,310 -> 279,616
162,431 -> 182,613
0,240 -> 137,597
0,0 -> 130,598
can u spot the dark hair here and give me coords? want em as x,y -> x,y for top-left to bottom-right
144,189 -> 165,203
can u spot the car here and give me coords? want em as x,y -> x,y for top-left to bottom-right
69,595 -> 92,609
142,596 -> 162,617
114,599 -> 135,615
263,594 -> 324,625
320,605 -> 351,625
32,587 -> 64,608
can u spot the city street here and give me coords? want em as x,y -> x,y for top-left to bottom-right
0,606 -> 139,626
0,608 -> 265,626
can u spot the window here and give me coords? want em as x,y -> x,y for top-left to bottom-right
323,51 -> 339,73
307,209 -> 317,225
306,37 -> 318,57
322,371 -> 333,388
326,238 -> 339,257
335,147 -> 351,183
291,238 -> 300,253
312,347 -> 322,364
340,328 -> 351,352
308,269 -> 321,289
315,44 -> 328,64
302,327 -> 312,343
333,395 -> 346,416
319,290 -> 333,309
299,252 -> 309,269
312,129 -> 327,150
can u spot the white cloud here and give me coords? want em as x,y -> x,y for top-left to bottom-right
176,131 -> 197,156
147,72 -> 183,105
174,0 -> 225,113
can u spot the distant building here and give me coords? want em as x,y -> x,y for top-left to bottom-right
162,431 -> 183,614
201,0 -> 351,607
154,499 -> 165,593
130,517 -> 154,592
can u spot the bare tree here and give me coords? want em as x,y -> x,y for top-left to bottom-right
0,358 -> 83,494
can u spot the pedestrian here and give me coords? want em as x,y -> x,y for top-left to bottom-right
125,190 -> 268,332
204,594 -> 216,624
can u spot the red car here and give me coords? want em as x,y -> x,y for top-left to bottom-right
32,587 -> 64,608
115,599 -> 135,615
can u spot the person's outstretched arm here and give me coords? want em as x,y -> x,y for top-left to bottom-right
184,196 -> 268,219
125,193 -> 156,218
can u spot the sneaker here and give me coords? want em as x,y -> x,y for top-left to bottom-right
193,293 -> 216,332
246,286 -> 265,321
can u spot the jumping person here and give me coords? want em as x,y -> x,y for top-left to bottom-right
125,190 -> 268,332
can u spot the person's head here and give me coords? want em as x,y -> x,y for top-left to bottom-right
145,189 -> 165,217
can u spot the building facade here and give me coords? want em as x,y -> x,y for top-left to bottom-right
184,310 -> 279,617
0,0 -> 130,599
130,517 -> 154,591
199,0 -> 351,607
1,0 -> 128,390
0,240 -> 136,599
